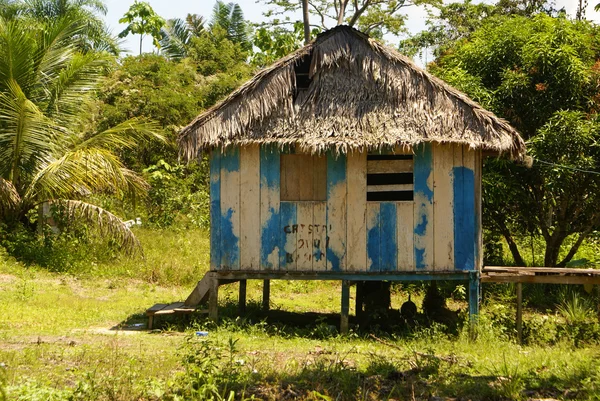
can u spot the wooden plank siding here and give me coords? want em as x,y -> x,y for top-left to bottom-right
210,144 -> 480,274
220,147 -> 240,270
240,145 -> 260,270
326,152 -> 347,271
346,151 -> 367,271
432,143 -> 454,271
413,143 -> 434,270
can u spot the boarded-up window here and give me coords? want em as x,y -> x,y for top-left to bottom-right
281,154 -> 327,201
367,154 -> 413,201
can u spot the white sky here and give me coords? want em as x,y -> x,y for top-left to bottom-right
103,0 -> 600,55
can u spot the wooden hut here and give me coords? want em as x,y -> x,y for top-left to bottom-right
177,26 -> 526,329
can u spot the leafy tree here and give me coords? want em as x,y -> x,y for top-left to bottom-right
0,15 -> 160,253
118,0 -> 165,55
160,14 -> 206,60
259,0 -> 438,37
252,22 -> 310,67
400,0 -> 556,58
431,14 -> 600,266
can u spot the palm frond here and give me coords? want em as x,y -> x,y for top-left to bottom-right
56,199 -> 142,256
0,17 -> 37,95
0,79 -> 57,183
160,18 -> 191,60
45,51 -> 109,121
76,118 -> 163,151
24,147 -> 149,204
0,177 -> 21,215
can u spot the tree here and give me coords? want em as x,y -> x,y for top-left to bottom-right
259,0 -> 438,37
400,0 -> 556,58
118,1 -> 165,55
252,22 -> 308,67
0,15 -> 161,253
160,14 -> 206,60
430,14 -> 600,266
210,1 -> 251,51
14,0 -> 120,54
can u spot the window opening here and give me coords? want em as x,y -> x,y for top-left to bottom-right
367,154 -> 413,201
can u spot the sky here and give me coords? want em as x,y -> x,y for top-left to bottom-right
103,0 -> 600,56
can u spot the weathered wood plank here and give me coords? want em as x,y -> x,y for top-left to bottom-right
326,152 -> 347,271
453,145 -> 476,271
366,203 -> 380,271
433,143 -> 454,271
413,143 -> 434,270
314,156 -> 327,201
297,202 -> 314,271
280,202 -> 297,271
380,202 -> 398,271
397,202 -> 414,271
260,145 -> 281,270
210,149 -> 221,270
298,155 -> 314,201
313,202 -> 327,271
367,184 -> 413,192
240,145 -> 260,270
220,147 -> 240,270
346,151 -> 367,271
367,159 -> 413,174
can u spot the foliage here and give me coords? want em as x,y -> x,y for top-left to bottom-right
259,0 -> 438,38
431,14 -> 600,266
143,159 -> 210,228
0,13 -> 162,255
210,1 -> 251,51
160,14 -> 206,60
118,0 -> 165,54
7,0 -> 120,54
400,0 -> 556,57
252,22 -> 317,67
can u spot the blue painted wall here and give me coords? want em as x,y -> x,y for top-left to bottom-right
220,147 -> 240,269
260,145 -> 281,270
413,143 -> 434,270
326,151 -> 347,271
453,166 -> 475,271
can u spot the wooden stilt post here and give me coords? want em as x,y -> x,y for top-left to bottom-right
355,281 -> 364,322
238,280 -> 247,316
468,272 -> 480,339
209,276 -> 219,321
341,280 -> 350,334
262,280 -> 270,311
516,282 -> 523,345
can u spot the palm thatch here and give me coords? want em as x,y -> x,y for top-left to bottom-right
179,26 -> 526,160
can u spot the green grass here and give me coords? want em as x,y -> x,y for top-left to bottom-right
1,228 -> 600,400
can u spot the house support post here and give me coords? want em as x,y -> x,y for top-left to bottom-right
341,280 -> 350,334
209,276 -> 219,321
355,281 -> 364,323
468,272 -> 480,339
238,280 -> 247,316
262,280 -> 270,311
516,282 -> 523,345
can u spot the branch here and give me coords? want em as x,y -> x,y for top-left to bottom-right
348,0 -> 371,27
494,214 -> 526,266
307,0 -> 328,29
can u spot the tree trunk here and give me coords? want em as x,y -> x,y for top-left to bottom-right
496,217 -> 526,266
301,0 -> 310,44
139,34 -> 143,55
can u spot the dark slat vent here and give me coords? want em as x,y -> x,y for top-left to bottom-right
366,154 -> 414,202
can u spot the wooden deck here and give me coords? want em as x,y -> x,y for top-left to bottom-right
482,266 -> 600,285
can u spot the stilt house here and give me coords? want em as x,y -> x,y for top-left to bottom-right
178,26 -> 526,325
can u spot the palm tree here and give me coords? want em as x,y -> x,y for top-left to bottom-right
0,14 -> 160,254
210,1 -> 251,51
160,13 -> 206,60
15,0 -> 120,54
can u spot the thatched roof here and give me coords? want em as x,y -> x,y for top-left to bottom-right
179,26 -> 525,160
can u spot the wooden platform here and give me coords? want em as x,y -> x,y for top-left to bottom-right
482,266 -> 600,285
146,302 -> 207,329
